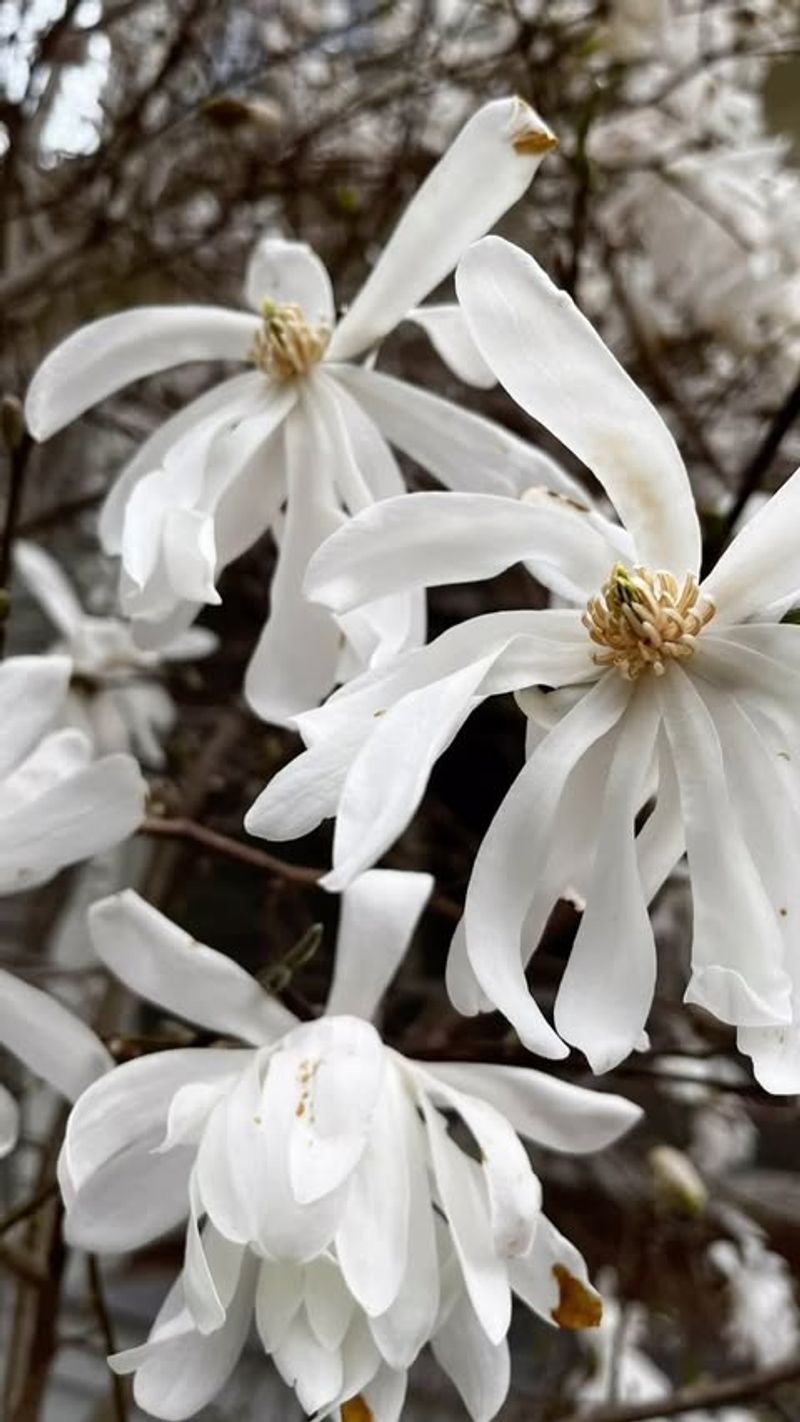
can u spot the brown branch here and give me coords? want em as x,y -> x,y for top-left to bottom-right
0,401 -> 32,657
560,1356 -> 800,1422
86,1256 -> 128,1422
0,1181 -> 59,1239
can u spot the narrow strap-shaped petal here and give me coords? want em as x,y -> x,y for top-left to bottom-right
701,463 -> 800,625
456,236 -> 701,575
14,540 -> 84,638
325,869 -> 433,1021
404,304 -> 495,387
431,1287 -> 511,1422
244,716 -> 366,843
0,654 -> 70,782
0,966 -> 112,1102
332,362 -> 585,499
509,1214 -> 600,1329
88,890 -> 297,1045
272,1307 -> 344,1416
554,688 -> 661,1073
327,97 -> 556,361
306,491 -> 617,613
244,237 -> 334,323
464,674 -> 631,1057
26,306 -> 260,439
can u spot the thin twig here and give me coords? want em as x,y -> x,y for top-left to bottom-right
0,400 -> 32,657
559,1355 -> 800,1422
86,1255 -> 128,1422
0,1180 -> 59,1239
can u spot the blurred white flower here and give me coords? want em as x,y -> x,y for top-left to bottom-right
24,98 -> 576,728
15,540 -> 216,766
249,235 -> 800,1092
60,873 -> 640,1420
710,1218 -> 800,1366
0,654 -> 145,895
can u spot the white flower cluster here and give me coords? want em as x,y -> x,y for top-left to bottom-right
2,78 -> 799,1421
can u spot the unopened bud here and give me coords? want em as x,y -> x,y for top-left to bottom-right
648,1144 -> 708,1215
202,94 -> 282,131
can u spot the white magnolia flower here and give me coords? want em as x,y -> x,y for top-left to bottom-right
15,540 -> 216,766
248,235 -> 800,1093
62,875 -> 640,1421
709,1216 -> 800,1367
0,965 -> 112,1157
23,97 -> 579,728
0,654 -> 145,894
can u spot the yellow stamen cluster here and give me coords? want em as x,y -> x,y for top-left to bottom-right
583,563 -> 715,680
250,298 -> 330,380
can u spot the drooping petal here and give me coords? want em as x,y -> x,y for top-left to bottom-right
701,464 -> 800,626
325,869 -> 433,1020
423,1062 -> 642,1154
456,237 -> 701,575
464,674 -> 631,1057
333,363 -> 586,500
555,688 -> 661,1073
509,1214 -> 601,1330
0,727 -> 90,815
432,1288 -> 511,1422
244,237 -> 335,323
0,967 -> 111,1103
14,540 -> 84,637
336,1067 -> 410,1316
183,1185 -> 243,1335
0,654 -> 70,782
303,1257 -> 355,1352
244,395 -> 344,726
25,306 -> 260,439
244,717 -> 366,842
404,304 -> 495,387
255,1260 -> 304,1351
88,890 -> 297,1046
272,1307 -> 343,1416
327,97 -> 556,361
306,491 -> 616,612
362,1365 -> 409,1422
659,667 -> 792,1026
63,1139 -> 195,1253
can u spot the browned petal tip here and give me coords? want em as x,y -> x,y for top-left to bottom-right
341,1396 -> 373,1422
512,129 -> 559,155
551,1264 -> 603,1329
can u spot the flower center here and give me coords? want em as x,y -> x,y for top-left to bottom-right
583,563 -> 715,680
249,298 -> 330,380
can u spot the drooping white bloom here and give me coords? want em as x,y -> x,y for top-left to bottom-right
248,234 -> 800,1092
0,654 -> 146,894
15,540 -> 216,766
709,1216 -> 800,1367
0,965 -> 112,1158
23,98 -> 579,728
62,874 -> 640,1420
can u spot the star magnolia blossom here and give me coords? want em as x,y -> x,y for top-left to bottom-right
0,654 -> 145,894
58,875 -> 640,1421
15,540 -> 216,766
247,234 -> 800,1094
23,97 -> 581,728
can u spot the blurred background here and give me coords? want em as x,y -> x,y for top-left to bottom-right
1,1 -> 800,1418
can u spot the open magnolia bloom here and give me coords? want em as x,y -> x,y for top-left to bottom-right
62,875 -> 640,1421
248,235 -> 800,1093
23,98 -> 581,729
15,540 -> 216,766
0,654 -> 146,894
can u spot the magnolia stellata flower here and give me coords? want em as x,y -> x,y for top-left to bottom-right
709,1216 -> 800,1367
23,98 -> 580,728
61,875 -> 640,1420
0,654 -> 145,894
15,540 -> 216,766
0,965 -> 112,1158
248,234 -> 800,1093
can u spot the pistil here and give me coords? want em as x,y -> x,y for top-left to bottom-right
583,563 -> 715,679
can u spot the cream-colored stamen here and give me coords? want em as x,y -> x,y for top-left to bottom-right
249,298 -> 330,380
583,563 -> 715,680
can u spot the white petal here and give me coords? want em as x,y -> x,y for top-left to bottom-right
245,717 -> 366,842
404,304 -> 495,387
306,491 -> 616,612
244,398 -> 344,726
244,237 -> 334,323
418,1064 -> 541,1258
636,728 -> 685,902
432,1288 -> 510,1422
701,464 -> 800,625
209,419 -> 288,570
362,1365 -> 408,1422
272,1308 -> 343,1415
509,1214 -> 601,1330
464,674 -> 630,1056
0,753 -> 146,893
0,967 -> 111,1103
325,375 -> 405,501
311,371 -> 375,514
304,1257 -> 355,1351
422,1062 -> 642,1155
555,690 -> 661,1073
25,306 -> 260,439
255,1259 -> 304,1351
337,1068 -> 410,1317
0,654 -> 69,781
328,97 -> 556,360
88,890 -> 296,1045
0,727 -> 90,815
183,1186 -> 242,1335
456,237 -> 701,574
325,869 -> 432,1020
14,540 -> 84,637
334,363 -> 586,499
64,1139 -> 195,1252
659,668 -> 791,1025
0,1084 -> 19,1158
445,918 -> 491,1017
421,1099 -> 511,1345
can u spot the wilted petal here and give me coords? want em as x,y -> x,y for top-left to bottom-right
509,1214 -> 601,1330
